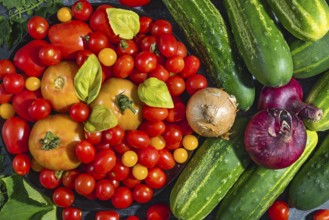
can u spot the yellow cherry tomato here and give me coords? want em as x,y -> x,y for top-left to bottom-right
150,136 -> 166,150
25,76 -> 41,91
132,164 -> 148,180
57,7 -> 72,22
182,134 -> 199,151
173,148 -> 188,163
0,103 -> 15,119
122,150 -> 138,167
98,48 -> 117,67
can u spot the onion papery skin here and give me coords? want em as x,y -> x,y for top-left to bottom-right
244,108 -> 307,169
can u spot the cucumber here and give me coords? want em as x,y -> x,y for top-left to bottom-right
267,0 -> 329,42
215,130 -> 318,220
291,32 -> 329,79
223,0 -> 293,87
169,117 -> 250,220
162,0 -> 255,111
289,132 -> 329,210
304,71 -> 329,131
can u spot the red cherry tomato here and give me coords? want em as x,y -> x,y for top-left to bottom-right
75,140 -> 96,164
92,149 -> 117,174
0,59 -> 16,79
139,16 -> 153,34
139,120 -> 166,138
314,209 -> 329,220
12,154 -> 31,175
87,31 -> 110,53
28,98 -> 52,120
175,41 -> 187,58
39,168 -> 62,189
12,89 -> 41,122
179,55 -> 201,78
166,75 -> 185,96
2,73 -> 25,94
95,179 -> 115,201
95,211 -> 120,220
268,200 -> 289,220
117,39 -> 138,57
126,130 -> 151,149
157,149 -> 176,170
70,102 -> 90,122
62,169 -> 81,190
122,173 -> 141,189
166,102 -> 186,123
140,35 -> 157,51
150,19 -> 172,36
149,64 -> 170,82
113,55 -> 135,78
138,146 -> 160,168
84,130 -> 103,145
146,203 -> 171,220
71,0 -> 94,21
165,55 -> 185,73
75,49 -> 93,67
129,69 -> 148,85
157,34 -> 178,58
145,167 -> 166,189
52,186 -> 74,208
102,125 -> 125,145
0,84 -> 13,104
111,186 -> 133,209
119,0 -> 151,7
109,160 -> 130,181
142,105 -> 169,121
133,183 -> 154,203
62,207 -> 82,220
38,44 -> 62,66
135,51 -> 158,73
74,173 -> 96,196
185,74 -> 208,95
27,16 -> 49,39
84,163 -> 108,180
112,140 -> 132,154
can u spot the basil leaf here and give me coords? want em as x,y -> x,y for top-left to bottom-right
106,8 -> 140,40
74,54 -> 102,104
85,105 -> 118,133
138,77 -> 174,108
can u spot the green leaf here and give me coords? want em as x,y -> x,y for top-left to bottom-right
138,77 -> 174,108
74,54 -> 103,104
85,105 -> 118,133
0,18 -> 12,47
0,0 -> 22,10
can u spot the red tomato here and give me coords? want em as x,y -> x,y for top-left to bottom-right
89,5 -> 120,44
150,19 -> 172,36
70,102 -> 90,122
95,211 -> 120,220
314,210 -> 329,220
38,44 -> 62,66
92,149 -> 117,174
140,35 -> 157,51
84,131 -> 103,145
75,140 -> 96,164
84,163 -> 108,180
128,69 -> 148,85
179,55 -> 200,78
52,187 -> 74,208
75,49 -> 93,67
13,39 -> 48,77
119,0 -> 150,7
126,130 -> 151,149
135,51 -> 158,73
28,98 -> 52,120
145,167 -> 166,189
165,55 -> 185,74
137,146 -> 160,168
62,207 -> 82,220
72,0 -> 94,21
113,55 -> 135,78
112,140 -> 132,154
39,168 -> 62,189
109,160 -> 130,181
95,179 -> 115,200
2,73 -> 25,94
122,173 -> 141,188
185,74 -> 208,95
0,84 -> 13,104
157,34 -> 178,58
166,75 -> 185,96
12,89 -> 41,122
2,116 -> 30,155
12,154 -> 31,175
88,32 -> 110,53
48,20 -> 92,60
157,149 -> 176,170
139,120 -> 166,137
127,216 -> 140,220
133,183 -> 154,203
27,16 -> 49,39
166,102 -> 186,123
0,59 -> 16,79
142,106 -> 169,121
117,39 -> 138,57
111,186 -> 133,209
149,64 -> 170,82
175,41 -> 187,58
176,118 -> 194,136
268,200 -> 289,220
102,125 -> 125,145
146,203 -> 171,220
74,173 -> 96,195
139,16 -> 153,34
62,169 -> 81,189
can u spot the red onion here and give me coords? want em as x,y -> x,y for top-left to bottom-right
244,108 -> 306,169
258,78 -> 322,122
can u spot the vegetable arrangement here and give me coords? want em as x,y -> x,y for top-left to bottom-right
1,0 -> 329,219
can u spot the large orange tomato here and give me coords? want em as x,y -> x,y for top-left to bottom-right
41,61 -> 80,113
91,78 -> 143,130
29,114 -> 84,170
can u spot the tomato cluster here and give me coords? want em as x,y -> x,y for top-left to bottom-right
0,0 -> 209,219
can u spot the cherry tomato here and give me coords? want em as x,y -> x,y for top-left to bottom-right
95,211 -> 120,220
173,148 -> 189,163
132,164 -> 149,180
62,207 -> 82,220
146,203 -> 171,220
57,7 -> 73,23
27,16 -> 49,39
129,69 -> 148,85
157,34 -> 178,58
95,179 -> 115,200
179,55 -> 200,78
122,173 -> 141,189
74,173 -> 96,196
102,125 -> 125,146
39,168 -> 62,189
84,131 -> 103,145
75,140 -> 96,164
135,51 -> 158,73
148,64 -> 170,82
157,149 -> 176,170
28,98 -> 52,120
313,209 -> 329,220
113,55 -> 135,78
139,120 -> 166,138
0,84 -> 13,104
98,48 -> 117,67
268,200 -> 289,220
185,74 -> 208,95
70,102 -> 90,122
166,102 -> 186,123
87,31 -> 110,53
12,89 -> 41,122
76,49 -> 93,67
137,146 -> 160,169
145,167 -> 166,189
3,73 -> 25,94
122,150 -> 138,167
165,55 -> 185,73
150,19 -> 172,36
52,186 -> 74,208
71,0 -> 93,21
142,105 -> 169,121
139,16 -> 153,34
84,163 -> 108,180
38,44 -> 62,66
0,59 -> 16,79
0,103 -> 15,119
133,183 -> 154,203
126,130 -> 151,149
119,0 -> 150,7
92,149 -> 117,174
182,134 -> 199,151
175,41 -> 187,58
62,169 -> 81,189
127,216 -> 140,220
117,39 -> 138,57
12,154 -> 31,175
109,160 -> 130,181
150,136 -> 166,150
162,124 -> 183,146
112,140 -> 132,154
111,186 -> 133,209
166,75 -> 186,96
140,35 -> 157,52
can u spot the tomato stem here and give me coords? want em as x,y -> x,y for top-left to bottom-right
40,131 -> 61,150
115,92 -> 137,114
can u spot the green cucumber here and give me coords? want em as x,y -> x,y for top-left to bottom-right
223,0 -> 293,87
267,0 -> 329,42
290,32 -> 329,79
215,130 -> 318,220
162,0 -> 255,111
289,132 -> 329,210
169,117 -> 250,220
304,71 -> 329,131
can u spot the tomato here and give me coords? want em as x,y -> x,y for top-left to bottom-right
3,73 -> 25,94
149,64 -> 170,82
150,19 -> 172,36
95,211 -> 120,220
41,61 -> 80,113
268,200 -> 289,220
12,89 -> 40,122
179,55 -> 200,78
135,51 -> 158,73
48,20 -> 92,60
121,150 -> 138,167
127,216 -> 140,220
122,173 -> 141,188
85,131 -> 103,145
87,31 -> 110,53
156,149 -> 176,170
119,0 -> 150,7
13,39 -> 48,77
314,210 -> 329,220
140,35 -> 157,51
27,16 -> 49,39
2,116 -> 30,155
0,103 -> 15,119
74,173 -> 96,196
139,16 -> 153,34
173,148 -> 189,163
72,0 -> 93,21
162,124 -> 183,146
52,186 -> 74,208
92,149 -> 117,174
166,75 -> 186,96
62,207 -> 82,220
109,160 -> 130,181
175,41 -> 187,58
129,69 -> 148,85
102,125 -> 125,145
150,136 -> 166,150
28,98 -> 52,120
133,183 -> 154,204
165,56 -> 185,73
89,5 -> 120,44
182,134 -> 199,151
142,105 -> 169,121
39,168 -> 62,189
91,78 -> 143,130
29,114 -> 84,170
117,39 -> 138,57
84,163 -> 108,180
126,130 -> 151,149
98,48 -> 117,67
0,84 -> 13,104
146,203 -> 171,220
57,7 -> 73,23
70,102 -> 90,122
25,77 -> 41,91
75,140 -> 96,164
166,102 -> 186,123
62,169 -> 81,189
139,120 -> 166,138
111,186 -> 133,209
0,59 -> 16,79
145,167 -> 166,189
137,146 -> 160,168
38,44 -> 62,66
12,154 -> 31,175
95,179 -> 115,200
157,34 -> 178,58
185,74 -> 208,95
112,55 -> 134,78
